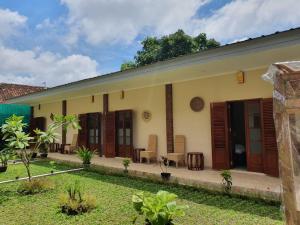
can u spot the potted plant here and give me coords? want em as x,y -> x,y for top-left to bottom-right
76,146 -> 94,167
0,149 -> 10,172
39,143 -> 49,158
160,156 -> 171,181
122,158 -> 131,173
132,190 -> 188,225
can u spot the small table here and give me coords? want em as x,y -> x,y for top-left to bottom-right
133,148 -> 145,163
187,152 -> 204,170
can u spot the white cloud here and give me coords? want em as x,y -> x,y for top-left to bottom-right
0,7 -> 98,87
194,0 -> 300,43
0,8 -> 27,41
61,0 -> 300,46
0,46 -> 98,87
61,0 -> 208,45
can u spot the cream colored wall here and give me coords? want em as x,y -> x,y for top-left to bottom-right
173,68 -> 273,167
32,68 -> 272,168
66,95 -> 102,144
109,86 -> 166,156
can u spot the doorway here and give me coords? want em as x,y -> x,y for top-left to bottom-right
211,98 -> 278,176
229,102 -> 247,169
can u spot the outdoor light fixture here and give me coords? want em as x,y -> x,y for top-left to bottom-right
236,71 -> 245,84
120,90 -> 125,99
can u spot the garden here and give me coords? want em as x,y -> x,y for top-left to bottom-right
0,114 -> 284,225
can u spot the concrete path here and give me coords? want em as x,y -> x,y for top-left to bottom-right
48,152 -> 282,201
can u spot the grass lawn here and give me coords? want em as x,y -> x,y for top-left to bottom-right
0,161 -> 283,225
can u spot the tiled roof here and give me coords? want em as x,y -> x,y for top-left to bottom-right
0,83 -> 44,103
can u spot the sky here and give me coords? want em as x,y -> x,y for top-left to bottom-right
0,0 -> 300,87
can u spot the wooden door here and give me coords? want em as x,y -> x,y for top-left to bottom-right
262,98 -> 279,177
211,102 -> 230,170
78,114 -> 88,147
104,112 -> 116,158
116,110 -> 133,158
245,100 -> 263,172
87,113 -> 102,153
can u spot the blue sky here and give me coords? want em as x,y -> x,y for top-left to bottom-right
0,0 -> 299,87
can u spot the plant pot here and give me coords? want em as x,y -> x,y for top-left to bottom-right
83,162 -> 91,168
31,152 -> 37,159
40,153 -> 48,158
161,172 -> 171,181
0,166 -> 7,173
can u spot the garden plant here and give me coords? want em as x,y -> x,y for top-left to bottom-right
220,170 -> 233,194
132,190 -> 188,225
59,180 -> 96,215
1,114 -> 80,181
76,146 -> 94,166
122,158 -> 131,173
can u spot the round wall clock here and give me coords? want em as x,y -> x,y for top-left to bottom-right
142,110 -> 152,122
190,97 -> 204,112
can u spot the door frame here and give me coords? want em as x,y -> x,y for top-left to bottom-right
244,99 -> 264,172
212,97 -> 278,175
115,109 -> 133,158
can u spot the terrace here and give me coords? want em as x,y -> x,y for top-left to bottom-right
48,152 -> 281,201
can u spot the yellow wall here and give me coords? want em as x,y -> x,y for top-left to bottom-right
173,68 -> 272,167
109,85 -> 166,156
33,68 -> 273,168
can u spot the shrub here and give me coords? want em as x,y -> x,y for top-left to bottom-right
17,178 -> 54,195
122,158 -> 131,173
132,190 -> 188,225
59,181 -> 96,215
76,146 -> 94,165
220,170 -> 232,194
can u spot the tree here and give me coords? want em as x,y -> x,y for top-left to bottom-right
1,114 -> 80,181
120,61 -> 136,71
120,29 -> 220,70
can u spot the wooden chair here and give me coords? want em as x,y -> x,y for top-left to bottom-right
64,134 -> 78,154
167,135 -> 185,167
140,135 -> 157,163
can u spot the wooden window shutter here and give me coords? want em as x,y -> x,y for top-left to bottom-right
78,114 -> 88,147
262,98 -> 279,177
211,102 -> 230,170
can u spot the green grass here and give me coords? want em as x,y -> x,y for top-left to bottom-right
0,161 -> 283,225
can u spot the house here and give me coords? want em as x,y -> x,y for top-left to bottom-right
0,83 -> 43,103
7,28 -> 300,177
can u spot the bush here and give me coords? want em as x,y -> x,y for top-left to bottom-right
76,146 -> 94,165
220,170 -> 232,194
122,158 -> 131,173
59,181 -> 96,215
132,190 -> 188,225
17,178 -> 54,195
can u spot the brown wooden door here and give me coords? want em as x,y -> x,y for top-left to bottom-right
78,114 -> 88,147
104,112 -> 116,158
211,102 -> 230,170
116,110 -> 133,158
262,98 -> 279,177
245,100 -> 263,172
87,113 -> 102,153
